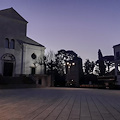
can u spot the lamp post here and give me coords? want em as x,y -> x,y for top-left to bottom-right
65,61 -> 75,86
65,61 -> 75,74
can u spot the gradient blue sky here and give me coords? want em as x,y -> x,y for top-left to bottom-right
1,0 -> 120,62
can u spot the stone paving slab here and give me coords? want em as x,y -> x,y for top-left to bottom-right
0,87 -> 120,120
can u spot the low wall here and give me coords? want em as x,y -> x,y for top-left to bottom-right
34,74 -> 51,87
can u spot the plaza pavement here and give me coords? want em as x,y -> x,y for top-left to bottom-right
0,87 -> 120,120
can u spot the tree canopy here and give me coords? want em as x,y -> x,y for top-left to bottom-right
96,49 -> 114,76
84,59 -> 95,75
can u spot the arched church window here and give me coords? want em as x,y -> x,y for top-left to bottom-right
10,39 -> 15,49
5,38 -> 9,48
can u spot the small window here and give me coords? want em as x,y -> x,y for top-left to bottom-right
5,38 -> 9,48
10,39 -> 15,49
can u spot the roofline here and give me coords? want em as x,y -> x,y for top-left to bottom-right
113,44 -> 120,48
12,7 -> 28,23
0,7 -> 28,23
23,41 -> 45,48
17,39 -> 45,48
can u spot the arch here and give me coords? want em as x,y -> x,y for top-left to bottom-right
1,53 -> 16,76
1,53 -> 15,61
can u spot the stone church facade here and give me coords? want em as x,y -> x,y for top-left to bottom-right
0,8 -> 45,77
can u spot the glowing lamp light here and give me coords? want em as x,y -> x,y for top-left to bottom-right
67,62 -> 69,65
72,62 -> 75,65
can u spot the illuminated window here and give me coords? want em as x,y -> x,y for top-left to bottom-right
10,39 -> 15,49
5,38 -> 9,48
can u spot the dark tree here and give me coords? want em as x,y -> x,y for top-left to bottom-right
97,49 -> 106,76
53,49 -> 78,86
44,50 -> 57,86
45,50 -> 56,74
103,55 -> 114,72
84,59 -> 95,74
55,49 -> 77,74
96,49 -> 114,75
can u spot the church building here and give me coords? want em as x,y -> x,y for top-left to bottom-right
0,8 -> 45,77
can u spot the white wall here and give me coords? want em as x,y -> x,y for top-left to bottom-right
23,44 -> 45,75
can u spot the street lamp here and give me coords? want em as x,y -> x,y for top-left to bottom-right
64,61 -> 75,74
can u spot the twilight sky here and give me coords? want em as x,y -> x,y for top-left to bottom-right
0,0 -> 120,63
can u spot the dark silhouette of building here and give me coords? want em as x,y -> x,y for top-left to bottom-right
65,57 -> 83,87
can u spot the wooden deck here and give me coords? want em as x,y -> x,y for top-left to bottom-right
0,87 -> 120,120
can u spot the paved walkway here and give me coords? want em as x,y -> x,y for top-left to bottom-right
0,87 -> 120,120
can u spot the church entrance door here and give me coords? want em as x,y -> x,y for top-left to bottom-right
3,62 -> 13,76
1,53 -> 15,76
